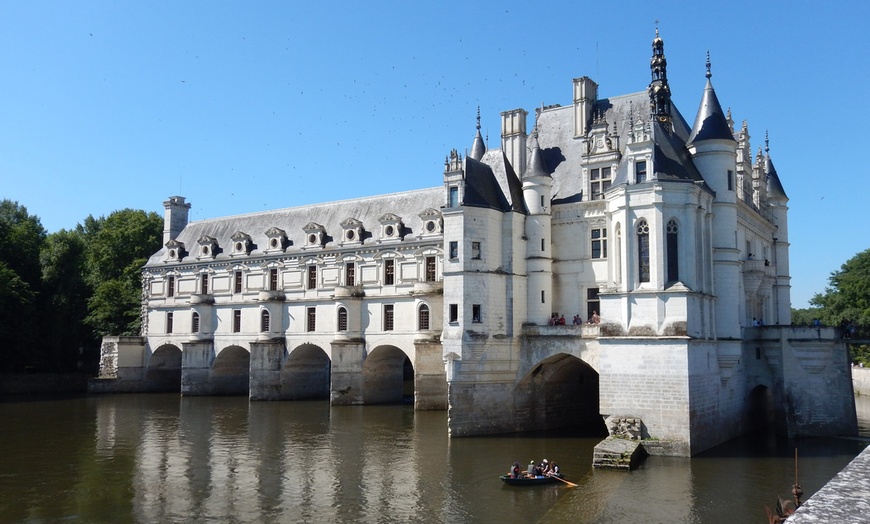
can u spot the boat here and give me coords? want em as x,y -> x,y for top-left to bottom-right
499,474 -> 565,486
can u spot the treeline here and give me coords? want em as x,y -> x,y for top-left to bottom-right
0,199 -> 162,373
792,248 -> 870,365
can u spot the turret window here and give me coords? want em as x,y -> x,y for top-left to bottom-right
635,161 -> 648,184
418,304 -> 430,330
448,186 -> 459,207
637,219 -> 650,283
472,305 -> 482,323
471,242 -> 481,260
667,220 -> 679,282
449,241 -> 458,260
591,228 -> 607,259
449,304 -> 458,323
260,310 -> 270,332
192,312 -> 200,333
337,307 -> 348,331
590,167 -> 612,200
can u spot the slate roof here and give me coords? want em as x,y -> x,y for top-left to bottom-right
687,77 -> 736,144
146,187 -> 444,267
765,153 -> 788,200
460,156 -> 513,212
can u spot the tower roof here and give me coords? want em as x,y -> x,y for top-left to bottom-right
462,156 -> 513,212
524,130 -> 550,180
764,133 -> 788,200
687,54 -> 736,144
469,106 -> 487,161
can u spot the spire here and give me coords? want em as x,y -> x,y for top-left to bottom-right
469,106 -> 487,160
524,126 -> 549,179
687,52 -> 736,144
764,131 -> 788,200
648,29 -> 672,128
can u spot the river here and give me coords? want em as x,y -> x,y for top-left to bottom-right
1,393 -> 868,523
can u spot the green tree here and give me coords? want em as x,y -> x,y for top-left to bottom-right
810,248 -> 870,365
0,201 -> 46,371
40,229 -> 95,371
80,209 -> 163,337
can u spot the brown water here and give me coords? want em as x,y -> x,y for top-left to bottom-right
0,394 -> 867,523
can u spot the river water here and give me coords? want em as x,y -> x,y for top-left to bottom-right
1,394 -> 868,524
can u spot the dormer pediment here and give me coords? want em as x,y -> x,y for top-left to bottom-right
417,208 -> 443,237
378,213 -> 404,242
196,235 -> 218,260
164,239 -> 186,262
264,227 -> 288,253
339,218 -> 364,246
230,231 -> 253,256
303,222 -> 326,249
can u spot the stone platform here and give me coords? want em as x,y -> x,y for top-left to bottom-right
786,444 -> 870,522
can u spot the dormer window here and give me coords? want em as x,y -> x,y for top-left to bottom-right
230,231 -> 252,256
418,208 -> 443,237
165,239 -> 185,262
339,218 -> 364,246
635,160 -> 648,184
302,222 -> 326,249
589,166 -> 612,200
378,213 -> 404,242
264,227 -> 288,253
197,235 -> 218,260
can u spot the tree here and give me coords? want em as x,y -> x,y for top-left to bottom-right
80,209 -> 163,337
0,201 -> 46,371
811,248 -> 870,365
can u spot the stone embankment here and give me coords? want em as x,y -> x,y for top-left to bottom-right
786,444 -> 870,522
0,373 -> 89,396
853,366 -> 870,396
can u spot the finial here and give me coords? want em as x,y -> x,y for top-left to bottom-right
765,130 -> 770,153
655,19 -> 659,36
705,51 -> 711,79
476,106 -> 481,130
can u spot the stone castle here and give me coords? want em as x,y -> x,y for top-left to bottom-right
94,32 -> 857,456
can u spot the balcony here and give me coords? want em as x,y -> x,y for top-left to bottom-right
412,281 -> 443,296
190,293 -> 214,305
257,290 -> 286,302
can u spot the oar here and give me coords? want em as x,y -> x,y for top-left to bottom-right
551,475 -> 578,488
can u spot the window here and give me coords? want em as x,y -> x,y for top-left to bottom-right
269,268 -> 278,291
590,166 -> 612,200
260,310 -> 270,332
201,274 -> 209,294
667,220 -> 679,282
727,170 -> 734,191
471,242 -> 481,260
337,307 -> 348,331
472,304 -> 481,323
425,256 -> 436,282
449,241 -> 458,260
307,265 -> 317,289
306,307 -> 316,332
346,262 -> 355,286
541,290 -> 545,304
233,309 -> 241,333
166,312 -> 173,333
541,238 -> 545,252
591,228 -> 607,259
449,304 -> 458,323
448,186 -> 459,207
418,304 -> 430,330
167,276 -> 175,297
637,219 -> 650,283
586,288 -> 600,322
234,271 -> 243,294
384,259 -> 395,285
635,161 -> 647,184
384,304 -> 394,331
192,311 -> 200,333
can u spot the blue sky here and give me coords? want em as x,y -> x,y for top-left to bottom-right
1,1 -> 867,308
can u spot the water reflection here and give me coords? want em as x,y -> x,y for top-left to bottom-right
0,394 -> 867,523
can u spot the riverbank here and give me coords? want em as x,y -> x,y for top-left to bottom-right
0,373 -> 90,397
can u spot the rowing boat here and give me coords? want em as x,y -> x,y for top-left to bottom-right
499,474 -> 564,486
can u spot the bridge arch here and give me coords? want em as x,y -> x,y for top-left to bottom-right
283,344 -> 330,399
745,384 -> 775,433
363,345 -> 413,404
145,344 -> 182,392
515,353 -> 606,436
211,345 -> 250,395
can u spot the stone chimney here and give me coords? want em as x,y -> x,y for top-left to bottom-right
573,76 -> 597,138
500,108 -> 528,177
163,196 -> 190,244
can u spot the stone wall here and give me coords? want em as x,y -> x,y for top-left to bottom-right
854,366 -> 870,396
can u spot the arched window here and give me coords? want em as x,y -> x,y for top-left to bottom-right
260,310 -> 270,332
667,219 -> 679,282
418,304 -> 430,331
637,219 -> 650,283
192,311 -> 200,333
337,307 -> 348,332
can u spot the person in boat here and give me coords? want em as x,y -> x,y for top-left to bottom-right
540,459 -> 550,475
547,462 -> 561,477
527,460 -> 536,477
510,462 -> 521,479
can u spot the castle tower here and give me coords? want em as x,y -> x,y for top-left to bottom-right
764,135 -> 791,325
686,54 -> 740,338
522,129 -> 553,324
